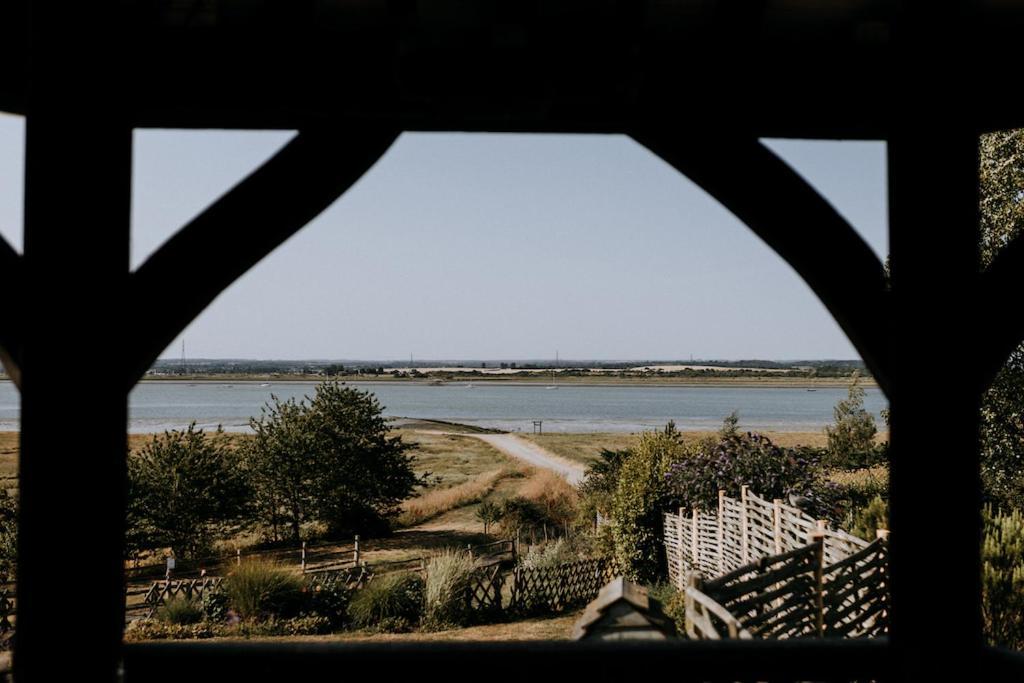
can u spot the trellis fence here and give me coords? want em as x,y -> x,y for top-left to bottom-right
507,557 -> 616,615
663,486 -> 874,588
685,536 -> 890,640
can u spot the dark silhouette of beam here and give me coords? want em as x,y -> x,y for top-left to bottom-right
633,132 -> 891,396
126,127 -> 399,387
0,237 -> 21,387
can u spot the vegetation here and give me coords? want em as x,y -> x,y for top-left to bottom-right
475,500 -> 501,534
222,561 -> 305,621
157,597 -> 205,625
347,572 -> 425,632
983,507 -> 1024,650
126,424 -> 248,559
846,496 -> 889,542
609,424 -> 683,583
0,490 -> 16,579
423,550 -> 477,628
823,373 -> 887,470
244,381 -> 421,542
398,468 -> 510,528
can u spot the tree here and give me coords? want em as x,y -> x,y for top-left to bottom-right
0,490 -> 16,579
475,501 -> 501,534
127,424 -> 248,559
823,372 -> 880,469
244,381 -> 420,543
979,130 -> 1024,509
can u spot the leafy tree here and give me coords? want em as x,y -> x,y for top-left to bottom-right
979,130 -> 1024,509
610,424 -> 685,583
244,381 -> 420,543
824,372 -> 882,469
577,447 -> 631,526
0,490 -> 16,579
475,501 -> 501,534
127,424 -> 248,559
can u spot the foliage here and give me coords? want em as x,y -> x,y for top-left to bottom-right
846,496 -> 889,542
305,579 -> 353,627
423,549 -> 477,628
665,419 -> 840,523
980,349 -> 1024,508
475,500 -> 501,534
577,447 -> 631,526
516,469 -> 579,529
157,597 -> 205,625
610,424 -> 684,583
222,561 -> 305,620
980,130 -> 1024,269
124,619 -> 217,641
347,572 -> 425,632
228,614 -> 332,637
0,490 -> 16,579
982,507 -> 1024,650
496,497 -> 549,536
126,424 -> 248,559
199,587 -> 229,622
243,380 -> 421,542
124,615 -> 331,641
521,538 -> 578,570
823,373 -> 882,470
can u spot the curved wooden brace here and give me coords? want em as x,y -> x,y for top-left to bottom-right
632,131 -> 892,396
979,235 -> 1024,388
0,237 -> 22,388
126,127 -> 400,388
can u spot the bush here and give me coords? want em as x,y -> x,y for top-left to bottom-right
348,572 -> 425,632
823,373 -> 880,470
665,424 -> 840,523
520,538 -> 577,569
124,619 -> 217,641
304,579 -> 352,627
610,425 -> 684,583
846,496 -> 889,542
124,615 -> 332,641
0,490 -> 16,580
223,561 -> 305,620
158,597 -> 204,625
424,550 -> 477,628
983,507 -> 1024,650
200,587 -> 229,622
496,497 -> 549,537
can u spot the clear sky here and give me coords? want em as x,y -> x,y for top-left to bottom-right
0,113 -> 888,361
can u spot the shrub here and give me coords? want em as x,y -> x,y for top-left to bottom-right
830,466 -> 889,513
520,538 -> 578,569
199,587 -> 229,622
0,490 -> 16,579
823,373 -> 880,470
496,497 -> 549,537
124,619 -> 217,641
223,561 -> 305,620
230,614 -> 332,637
424,550 -> 477,628
348,572 -> 425,632
517,469 -> 579,528
577,448 -> 631,529
158,597 -> 204,625
846,496 -> 889,542
983,507 -> 1024,650
665,423 -> 840,523
304,579 -> 353,627
610,425 -> 684,583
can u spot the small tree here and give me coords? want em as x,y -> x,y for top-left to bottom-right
127,424 -> 248,559
475,501 -> 501,534
824,372 -> 880,469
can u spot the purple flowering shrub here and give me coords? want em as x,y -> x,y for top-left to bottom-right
665,431 -> 843,524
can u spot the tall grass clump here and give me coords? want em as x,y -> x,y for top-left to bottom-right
517,469 -> 579,527
398,469 -> 509,527
983,507 -> 1024,650
521,538 -> 578,569
348,572 -> 425,632
424,549 -> 477,628
223,560 -> 304,620
158,597 -> 205,625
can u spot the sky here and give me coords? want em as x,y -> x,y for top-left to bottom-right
0,114 -> 888,361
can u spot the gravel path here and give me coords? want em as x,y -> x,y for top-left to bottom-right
471,433 -> 586,485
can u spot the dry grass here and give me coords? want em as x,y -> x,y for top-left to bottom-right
398,467 -> 517,527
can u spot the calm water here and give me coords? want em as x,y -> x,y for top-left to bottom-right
0,380 -> 887,433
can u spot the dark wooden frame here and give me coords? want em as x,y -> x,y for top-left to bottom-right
2,2 -> 1021,680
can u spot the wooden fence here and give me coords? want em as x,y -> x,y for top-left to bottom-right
508,558 -> 616,615
664,486 -> 874,589
685,536 -> 890,640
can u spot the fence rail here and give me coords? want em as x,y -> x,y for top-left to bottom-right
664,486 -> 875,589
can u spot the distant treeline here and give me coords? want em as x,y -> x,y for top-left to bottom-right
147,358 -> 869,379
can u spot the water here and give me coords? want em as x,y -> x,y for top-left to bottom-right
0,380 -> 887,433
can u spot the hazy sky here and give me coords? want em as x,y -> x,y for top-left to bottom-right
0,114 -> 888,361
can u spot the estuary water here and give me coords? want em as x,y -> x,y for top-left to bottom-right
0,380 -> 887,433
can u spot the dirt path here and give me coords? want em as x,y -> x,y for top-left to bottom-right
470,433 -> 586,485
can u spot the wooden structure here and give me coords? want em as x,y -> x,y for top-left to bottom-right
572,578 -> 677,641
685,536 -> 890,641
0,2 -> 1021,680
663,487 -> 877,589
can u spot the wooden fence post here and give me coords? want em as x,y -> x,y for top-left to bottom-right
691,508 -> 699,568
676,507 -> 686,589
773,499 -> 784,554
876,528 -> 891,541
810,533 -> 825,637
301,541 -> 306,573
236,548 -> 241,566
717,490 -> 725,574
353,535 -> 360,566
740,485 -> 750,565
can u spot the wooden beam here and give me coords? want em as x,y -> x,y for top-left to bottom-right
632,132 -> 891,395
126,127 -> 399,386
0,237 -> 21,387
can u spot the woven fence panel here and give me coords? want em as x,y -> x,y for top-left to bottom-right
509,558 -> 616,615
720,498 -> 745,573
696,514 -> 721,575
823,538 -> 889,638
663,512 -> 684,587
